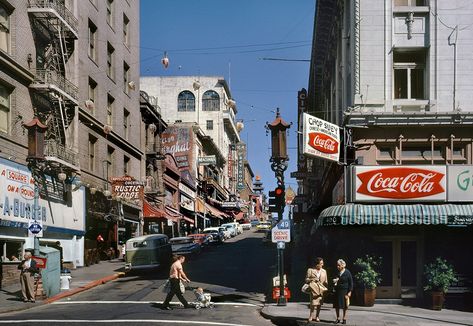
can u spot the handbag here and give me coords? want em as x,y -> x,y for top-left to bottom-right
318,282 -> 328,294
179,280 -> 186,294
301,283 -> 311,294
162,279 -> 170,293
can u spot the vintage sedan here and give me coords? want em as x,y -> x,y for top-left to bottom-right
187,233 -> 212,247
169,236 -> 202,255
256,221 -> 272,232
202,228 -> 225,243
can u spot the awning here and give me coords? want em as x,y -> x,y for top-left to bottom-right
143,199 -> 166,219
204,203 -> 226,219
166,206 -> 194,224
317,204 -> 473,227
232,211 -> 245,221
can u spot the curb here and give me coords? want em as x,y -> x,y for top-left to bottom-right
43,273 -> 120,304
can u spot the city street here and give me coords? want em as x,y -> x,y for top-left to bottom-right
0,230 -> 277,326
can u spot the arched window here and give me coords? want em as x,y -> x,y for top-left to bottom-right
202,90 -> 220,111
177,91 -> 195,112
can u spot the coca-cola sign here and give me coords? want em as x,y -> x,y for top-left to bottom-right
354,166 -> 446,202
308,132 -> 339,154
302,113 -> 340,162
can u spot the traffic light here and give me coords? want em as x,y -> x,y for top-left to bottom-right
268,186 -> 285,213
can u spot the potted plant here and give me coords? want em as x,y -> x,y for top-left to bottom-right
353,255 -> 382,306
423,257 -> 457,310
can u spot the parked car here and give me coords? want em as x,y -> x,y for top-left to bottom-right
221,223 -> 238,237
169,236 -> 202,255
218,226 -> 231,239
235,222 -> 243,234
202,228 -> 225,243
188,233 -> 212,247
124,234 -> 172,272
256,221 -> 272,232
241,222 -> 252,230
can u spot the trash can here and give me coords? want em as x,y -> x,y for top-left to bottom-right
60,273 -> 72,290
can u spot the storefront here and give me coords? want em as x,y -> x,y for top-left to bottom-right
0,158 -> 85,286
312,165 -> 473,302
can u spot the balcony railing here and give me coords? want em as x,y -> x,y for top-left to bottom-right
31,69 -> 78,101
44,140 -> 79,168
27,0 -> 78,36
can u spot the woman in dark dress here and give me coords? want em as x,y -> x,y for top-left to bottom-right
333,259 -> 353,324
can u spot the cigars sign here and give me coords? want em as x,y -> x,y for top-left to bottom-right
353,166 -> 447,202
302,113 -> 340,163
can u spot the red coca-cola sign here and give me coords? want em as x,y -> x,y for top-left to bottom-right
356,167 -> 445,200
308,132 -> 339,154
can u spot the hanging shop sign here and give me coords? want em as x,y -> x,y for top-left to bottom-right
110,175 -> 144,202
353,166 -> 446,202
447,165 -> 473,202
198,155 -> 216,165
236,142 -> 246,190
302,113 -> 340,163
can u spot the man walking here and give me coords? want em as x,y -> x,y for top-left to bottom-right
18,252 -> 39,302
162,255 -> 191,310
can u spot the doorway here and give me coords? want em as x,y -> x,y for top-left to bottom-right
373,237 -> 419,299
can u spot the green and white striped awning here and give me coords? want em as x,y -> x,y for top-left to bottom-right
317,204 -> 473,227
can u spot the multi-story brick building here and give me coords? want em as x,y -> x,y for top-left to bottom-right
299,0 -> 473,304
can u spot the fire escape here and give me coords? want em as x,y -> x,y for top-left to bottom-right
27,0 -> 79,178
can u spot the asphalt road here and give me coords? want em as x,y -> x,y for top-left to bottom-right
0,230 -> 279,326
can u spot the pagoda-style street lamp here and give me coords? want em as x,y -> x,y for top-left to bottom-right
24,117 -> 48,256
265,108 -> 291,306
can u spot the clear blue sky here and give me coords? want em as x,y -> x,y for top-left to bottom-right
140,0 -> 315,193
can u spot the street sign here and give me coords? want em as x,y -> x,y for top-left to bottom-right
28,220 -> 43,237
271,220 -> 291,243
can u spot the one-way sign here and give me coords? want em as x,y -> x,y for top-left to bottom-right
271,220 -> 291,243
28,220 -> 43,237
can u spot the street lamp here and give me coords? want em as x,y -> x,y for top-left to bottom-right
265,108 -> 291,306
24,116 -> 48,256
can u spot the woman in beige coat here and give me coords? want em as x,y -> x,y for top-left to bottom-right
305,257 -> 328,322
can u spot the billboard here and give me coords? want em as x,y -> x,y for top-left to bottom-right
302,113 -> 340,162
447,165 -> 473,202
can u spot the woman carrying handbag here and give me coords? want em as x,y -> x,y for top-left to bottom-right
305,257 -> 328,322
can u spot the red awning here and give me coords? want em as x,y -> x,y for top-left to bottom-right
165,206 -> 194,224
232,212 -> 245,221
143,199 -> 166,219
204,203 -> 228,219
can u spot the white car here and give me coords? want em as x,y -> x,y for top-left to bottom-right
240,223 -> 251,230
220,223 -> 238,237
203,227 -> 230,240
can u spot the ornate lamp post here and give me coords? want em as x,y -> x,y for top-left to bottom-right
266,108 -> 291,306
24,117 -> 48,256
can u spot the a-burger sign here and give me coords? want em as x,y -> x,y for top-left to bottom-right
302,113 -> 340,162
353,166 -> 447,202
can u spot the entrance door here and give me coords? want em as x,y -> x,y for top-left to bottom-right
373,238 -> 418,299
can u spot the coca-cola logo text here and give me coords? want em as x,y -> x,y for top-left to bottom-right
308,132 -> 339,154
357,167 -> 445,199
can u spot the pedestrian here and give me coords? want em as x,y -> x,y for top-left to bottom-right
333,259 -> 353,324
305,257 -> 328,322
161,255 -> 191,310
17,252 -> 39,303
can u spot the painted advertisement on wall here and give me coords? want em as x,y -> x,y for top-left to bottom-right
161,125 -> 196,186
110,175 -> 144,206
447,165 -> 473,202
302,113 -> 340,163
353,166 -> 447,202
0,159 -> 85,233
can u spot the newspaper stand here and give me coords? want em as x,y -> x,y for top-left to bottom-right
272,274 -> 290,301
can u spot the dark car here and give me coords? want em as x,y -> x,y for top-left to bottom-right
202,228 -> 225,243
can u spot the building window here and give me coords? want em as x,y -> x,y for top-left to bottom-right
394,0 -> 426,6
107,94 -> 114,126
0,84 -> 11,133
107,146 -> 114,178
206,120 -> 213,130
202,90 -> 220,111
123,14 -> 130,47
107,42 -> 115,80
88,135 -> 97,171
123,62 -> 130,94
124,156 -> 130,175
177,91 -> 195,112
123,109 -> 129,140
106,0 -> 114,27
393,50 -> 426,100
88,20 -> 97,61
88,77 -> 97,113
0,5 -> 11,53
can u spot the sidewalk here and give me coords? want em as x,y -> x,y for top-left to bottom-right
261,302 -> 473,326
0,259 -> 124,314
